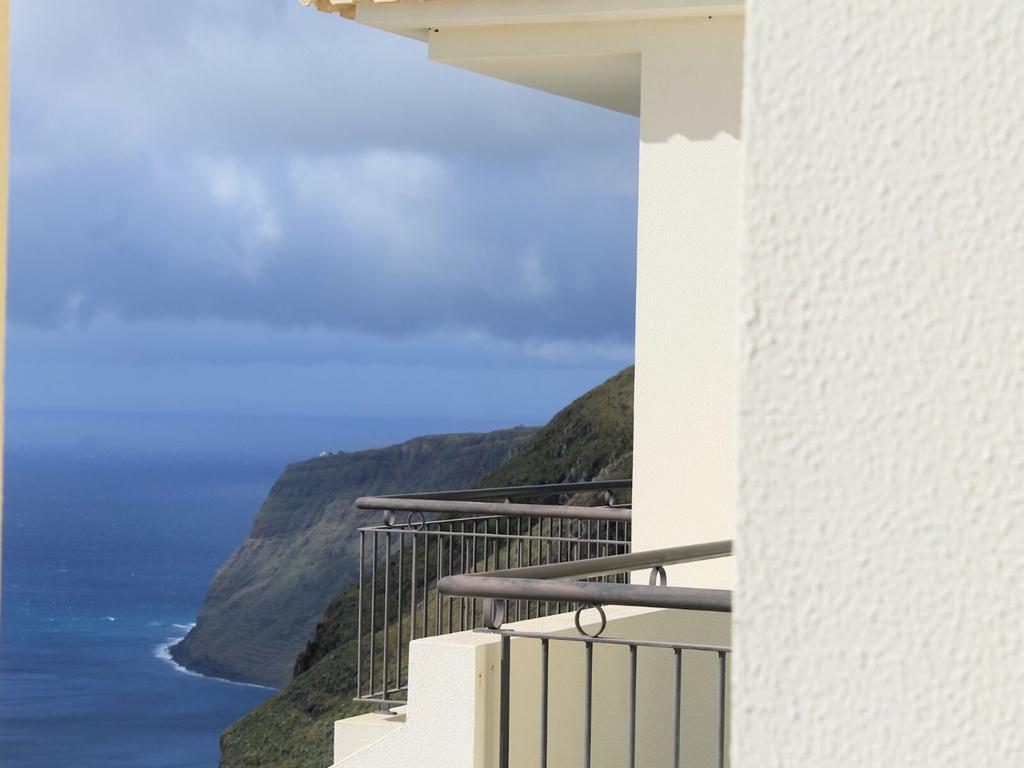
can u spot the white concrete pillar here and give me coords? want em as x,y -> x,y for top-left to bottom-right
632,17 -> 743,589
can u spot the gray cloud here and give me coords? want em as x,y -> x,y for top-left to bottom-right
12,0 -> 638,347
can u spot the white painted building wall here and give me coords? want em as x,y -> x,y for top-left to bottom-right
734,2 -> 1024,765
631,17 -> 742,590
332,606 -> 730,768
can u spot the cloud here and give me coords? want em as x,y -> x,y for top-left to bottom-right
12,1 -> 634,164
10,0 -> 639,347
290,149 -> 452,263
6,317 -> 632,428
8,314 -> 633,371
192,156 -> 282,273
8,1 -> 640,441
517,246 -> 553,300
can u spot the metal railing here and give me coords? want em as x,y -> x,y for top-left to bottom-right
353,481 -> 633,706
437,541 -> 734,768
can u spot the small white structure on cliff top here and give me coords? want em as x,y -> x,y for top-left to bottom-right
301,1 -> 1023,767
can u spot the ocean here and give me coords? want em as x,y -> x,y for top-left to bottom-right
0,451 -> 281,767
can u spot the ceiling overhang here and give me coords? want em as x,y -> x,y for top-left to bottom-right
300,0 -> 744,116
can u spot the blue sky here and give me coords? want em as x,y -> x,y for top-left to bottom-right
7,1 -> 638,462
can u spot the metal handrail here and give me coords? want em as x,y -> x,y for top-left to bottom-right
357,496 -> 631,523
356,479 -> 632,524
450,540 -> 731,581
364,479 -> 631,502
438,540 -> 733,623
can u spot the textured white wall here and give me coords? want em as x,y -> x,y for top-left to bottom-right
734,2 -> 1024,766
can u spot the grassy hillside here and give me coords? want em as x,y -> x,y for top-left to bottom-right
221,366 -> 634,767
480,365 -> 633,490
172,428 -> 535,688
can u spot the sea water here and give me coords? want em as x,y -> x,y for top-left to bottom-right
0,452 -> 280,767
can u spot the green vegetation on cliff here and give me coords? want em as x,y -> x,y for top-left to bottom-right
220,366 -> 634,768
480,365 -> 633,489
172,428 -> 535,688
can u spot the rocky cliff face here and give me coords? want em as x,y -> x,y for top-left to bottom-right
170,428 -> 535,688
219,366 -> 634,768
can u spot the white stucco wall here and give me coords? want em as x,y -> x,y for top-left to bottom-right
734,2 -> 1024,766
333,605 -> 731,768
631,17 -> 742,590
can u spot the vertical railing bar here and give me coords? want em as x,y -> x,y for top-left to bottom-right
471,518 -> 479,626
459,521 -> 466,631
625,519 -> 631,585
718,651 -> 727,768
617,519 -> 624,581
357,530 -> 364,698
488,517 -> 495,573
532,518 -> 540,618
396,530 -> 404,693
468,519 -> 475,627
540,637 -> 549,768
500,516 -> 507,576
435,528 -> 443,636
620,520 -> 626,581
421,526 -> 429,638
515,516 -> 523,621
410,531 -> 418,642
499,634 -> 511,768
673,648 -> 682,768
382,531 -> 391,704
369,530 -> 377,701
446,521 -> 454,634
583,640 -> 593,768
612,519 -> 618,582
482,519 -> 489,585
542,517 -> 550,615
557,517 -> 564,613
628,644 -> 637,768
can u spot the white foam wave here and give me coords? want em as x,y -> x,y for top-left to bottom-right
154,624 -> 275,690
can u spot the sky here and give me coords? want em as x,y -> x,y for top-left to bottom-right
7,0 -> 639,463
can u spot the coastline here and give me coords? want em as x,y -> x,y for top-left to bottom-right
156,625 -> 277,692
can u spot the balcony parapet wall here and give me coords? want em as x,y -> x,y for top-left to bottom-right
332,603 -> 731,768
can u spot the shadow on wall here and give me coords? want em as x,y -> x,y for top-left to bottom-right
640,17 -> 743,143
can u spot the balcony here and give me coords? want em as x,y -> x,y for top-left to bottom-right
352,481 -> 633,707
334,481 -> 732,768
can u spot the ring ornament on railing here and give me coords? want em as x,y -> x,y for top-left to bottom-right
649,565 -> 668,586
381,509 -> 426,529
483,598 -> 507,629
574,604 -> 607,638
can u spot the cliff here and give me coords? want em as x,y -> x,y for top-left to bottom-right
170,428 -> 536,688
220,366 -> 634,767
479,365 -> 633,489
